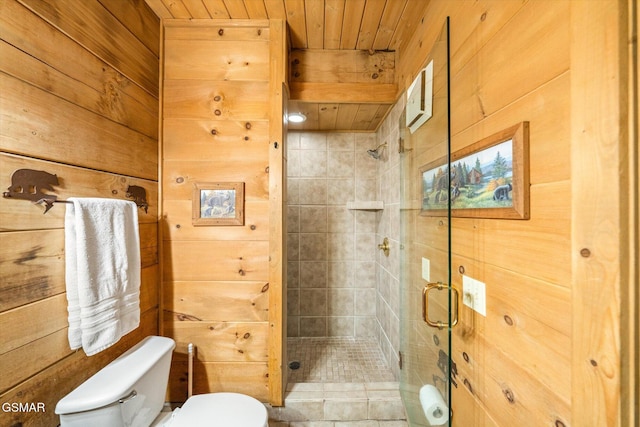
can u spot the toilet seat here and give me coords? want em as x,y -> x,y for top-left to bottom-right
168,393 -> 268,427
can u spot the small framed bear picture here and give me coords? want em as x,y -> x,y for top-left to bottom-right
420,122 -> 529,220
192,182 -> 244,226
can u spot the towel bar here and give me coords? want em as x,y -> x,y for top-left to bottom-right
3,168 -> 149,214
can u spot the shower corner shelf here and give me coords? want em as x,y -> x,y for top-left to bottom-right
346,201 -> 384,211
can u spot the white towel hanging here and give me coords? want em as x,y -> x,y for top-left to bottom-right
64,198 -> 141,356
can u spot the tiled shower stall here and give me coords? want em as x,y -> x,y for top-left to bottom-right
286,99 -> 405,381
278,100 -> 406,424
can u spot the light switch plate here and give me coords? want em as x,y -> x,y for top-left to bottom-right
421,257 -> 430,281
462,275 -> 486,316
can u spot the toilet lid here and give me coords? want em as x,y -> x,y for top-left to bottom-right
170,393 -> 268,427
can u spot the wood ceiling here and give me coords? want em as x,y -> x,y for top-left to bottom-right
144,0 -> 428,131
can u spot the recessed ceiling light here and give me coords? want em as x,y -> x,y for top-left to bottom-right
288,112 -> 306,123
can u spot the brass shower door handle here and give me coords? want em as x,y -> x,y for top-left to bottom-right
422,282 -> 459,329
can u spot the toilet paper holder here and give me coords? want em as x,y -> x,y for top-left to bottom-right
419,383 -> 450,425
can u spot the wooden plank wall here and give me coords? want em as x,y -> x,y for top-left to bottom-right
161,19 -> 286,405
0,0 -> 160,426
392,0 -> 631,426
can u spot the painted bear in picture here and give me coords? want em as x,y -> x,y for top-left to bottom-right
493,183 -> 512,201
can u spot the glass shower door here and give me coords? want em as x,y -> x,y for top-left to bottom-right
399,18 -> 453,426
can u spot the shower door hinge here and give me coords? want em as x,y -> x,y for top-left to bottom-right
399,351 -> 403,370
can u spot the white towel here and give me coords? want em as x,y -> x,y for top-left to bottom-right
65,198 -> 141,356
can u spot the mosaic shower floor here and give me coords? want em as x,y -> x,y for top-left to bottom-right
286,337 -> 396,383
268,338 -> 406,424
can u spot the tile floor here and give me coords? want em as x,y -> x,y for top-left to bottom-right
287,337 -> 396,383
268,338 -> 407,426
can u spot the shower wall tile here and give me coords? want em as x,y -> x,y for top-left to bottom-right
287,149 -> 301,177
327,151 -> 355,177
389,277 -> 400,315
355,133 -> 378,152
287,206 -> 300,233
287,131 -> 379,339
299,179 -> 327,205
288,261 -> 300,288
355,211 -> 377,233
328,288 -> 355,316
288,233 -> 300,261
327,233 -> 355,260
327,207 -> 355,233
300,317 -> 327,337
288,289 -> 300,315
300,151 -> 327,177
300,289 -> 328,316
300,233 -> 328,261
328,316 -> 354,336
287,315 -> 299,337
355,262 -> 376,287
372,97 -> 405,380
300,261 -> 328,288
388,204 -> 400,239
356,155 -> 379,180
327,179 -> 355,205
288,178 -> 300,204
355,288 -> 377,315
355,316 -> 378,338
300,133 -> 327,150
300,206 -> 327,233
328,262 -> 354,288
327,133 -> 355,151
287,132 -> 301,150
355,179 -> 377,201
355,233 -> 376,261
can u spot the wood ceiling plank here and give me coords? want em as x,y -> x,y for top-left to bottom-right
372,0 -> 407,50
181,0 -> 211,17
285,0 -> 307,48
263,0 -> 287,19
202,0 -> 231,18
318,103 -> 340,129
160,0 -> 192,18
352,104 -> 379,130
263,0 -> 288,45
339,0 -> 365,49
368,104 -> 390,130
324,0 -> 345,49
298,103 -> 319,130
356,0 -> 386,51
144,0 -> 174,18
223,0 -> 249,18
244,0 -> 268,19
390,0 -> 429,52
305,0 -> 325,48
335,103 -> 360,130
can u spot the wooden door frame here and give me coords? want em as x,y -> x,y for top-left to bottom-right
571,1 -> 638,425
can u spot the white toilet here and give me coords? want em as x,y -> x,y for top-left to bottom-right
55,336 -> 268,427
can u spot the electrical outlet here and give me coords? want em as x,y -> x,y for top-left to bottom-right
422,257 -> 430,281
462,275 -> 486,316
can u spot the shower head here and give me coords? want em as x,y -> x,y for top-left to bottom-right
367,142 -> 388,160
367,149 -> 381,159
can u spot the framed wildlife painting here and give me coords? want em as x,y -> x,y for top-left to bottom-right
192,182 -> 244,226
420,122 -> 529,219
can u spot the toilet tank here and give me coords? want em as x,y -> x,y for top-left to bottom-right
55,336 -> 176,427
